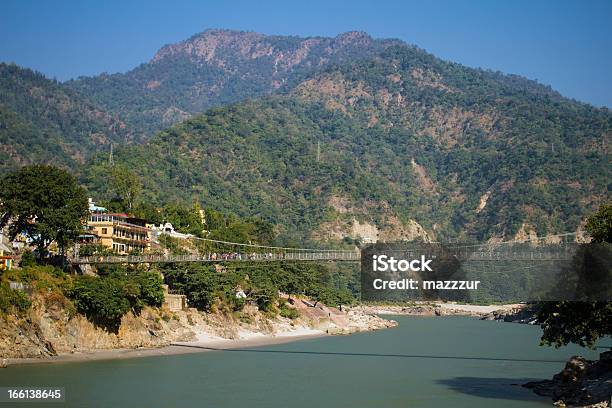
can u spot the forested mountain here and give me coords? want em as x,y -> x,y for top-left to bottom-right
1,30 -> 610,244
82,42 -> 611,244
67,29 -> 401,138
0,63 -> 128,171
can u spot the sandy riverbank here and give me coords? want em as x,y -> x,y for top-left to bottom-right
1,291 -> 396,367
3,297 -> 398,367
5,328 -> 327,367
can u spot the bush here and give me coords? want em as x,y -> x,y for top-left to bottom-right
279,300 -> 299,319
133,271 -> 165,307
0,281 -> 31,315
4,265 -> 68,293
68,275 -> 131,332
19,250 -> 36,267
68,270 -> 165,332
160,261 -> 357,315
78,244 -> 112,257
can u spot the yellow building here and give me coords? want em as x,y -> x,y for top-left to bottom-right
86,213 -> 151,255
0,241 -> 12,270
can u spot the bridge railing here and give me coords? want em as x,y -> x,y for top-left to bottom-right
71,244 -> 577,265
72,250 -> 361,265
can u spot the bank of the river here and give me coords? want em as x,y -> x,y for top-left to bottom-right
6,329 -> 327,366
354,302 -> 526,317
2,300 -> 530,368
1,316 -> 606,408
1,294 -> 396,366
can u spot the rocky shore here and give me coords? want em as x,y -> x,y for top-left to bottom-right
523,352 -> 612,407
0,294 -> 396,366
479,305 -> 539,324
353,302 -> 526,318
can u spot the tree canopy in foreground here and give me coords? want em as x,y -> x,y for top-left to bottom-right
537,203 -> 612,348
0,165 -> 88,255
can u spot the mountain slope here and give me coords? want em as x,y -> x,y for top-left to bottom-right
0,63 -> 128,171
289,45 -> 611,238
67,29 -> 401,138
82,41 -> 611,243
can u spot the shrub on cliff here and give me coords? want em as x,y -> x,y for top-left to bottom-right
0,281 -> 31,315
161,261 -> 356,314
68,270 -> 164,332
279,300 -> 299,319
134,271 -> 165,308
68,275 -> 131,332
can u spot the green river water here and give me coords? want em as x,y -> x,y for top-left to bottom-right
0,316 -> 607,408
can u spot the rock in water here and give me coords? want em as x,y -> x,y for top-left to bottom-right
524,351 -> 612,407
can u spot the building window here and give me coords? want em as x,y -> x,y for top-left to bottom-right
102,228 -> 107,235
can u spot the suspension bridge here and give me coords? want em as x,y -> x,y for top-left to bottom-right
71,233 -> 581,265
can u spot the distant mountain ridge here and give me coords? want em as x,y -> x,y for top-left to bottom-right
67,29 -> 403,138
80,40 -> 610,243
0,63 -> 128,171
1,29 -> 610,243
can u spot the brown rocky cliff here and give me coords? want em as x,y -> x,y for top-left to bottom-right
0,292 -> 395,361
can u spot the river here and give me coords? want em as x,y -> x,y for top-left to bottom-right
1,316 -> 607,407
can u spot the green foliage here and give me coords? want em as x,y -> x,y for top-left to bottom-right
0,63 -> 125,172
537,204 -> 612,348
158,234 -> 189,255
135,271 -> 165,307
110,164 -> 142,211
162,261 -> 356,314
79,243 -> 114,257
68,269 -> 164,332
19,250 -> 36,267
537,302 -> 612,348
132,203 -> 164,225
162,201 -> 204,236
585,203 -> 612,243
0,281 -> 31,315
68,275 -> 131,332
66,30 -> 393,138
279,299 -> 299,319
0,165 -> 89,255
166,266 -> 217,311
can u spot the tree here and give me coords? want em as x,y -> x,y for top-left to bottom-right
585,203 -> 612,243
68,269 -> 164,332
110,164 -> 141,211
537,203 -> 612,348
537,302 -> 612,348
162,201 -> 204,235
0,165 -> 88,256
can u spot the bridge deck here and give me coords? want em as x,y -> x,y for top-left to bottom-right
72,249 -> 574,265
72,251 -> 362,264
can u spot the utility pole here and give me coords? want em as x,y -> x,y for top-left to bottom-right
316,141 -> 321,162
108,143 -> 114,165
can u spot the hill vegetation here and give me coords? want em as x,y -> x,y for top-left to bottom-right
1,30 -> 610,242
83,82 -> 610,242
67,29 -> 400,138
0,63 -> 128,172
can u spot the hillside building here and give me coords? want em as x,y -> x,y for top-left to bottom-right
80,199 -> 152,255
0,230 -> 13,270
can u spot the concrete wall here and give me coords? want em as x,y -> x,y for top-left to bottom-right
164,294 -> 187,311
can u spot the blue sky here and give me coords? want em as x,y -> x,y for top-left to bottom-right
1,0 -> 611,107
